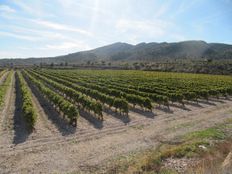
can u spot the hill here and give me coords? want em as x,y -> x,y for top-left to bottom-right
49,40 -> 232,63
1,40 -> 232,66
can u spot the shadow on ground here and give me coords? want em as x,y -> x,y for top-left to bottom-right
169,103 -> 191,111
24,74 -> 76,136
155,105 -> 174,114
130,107 -> 156,118
104,108 -> 131,124
209,98 -> 225,103
13,73 -> 31,144
79,110 -> 103,129
185,101 -> 203,108
197,100 -> 216,106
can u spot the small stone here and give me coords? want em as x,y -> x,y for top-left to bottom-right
199,145 -> 207,150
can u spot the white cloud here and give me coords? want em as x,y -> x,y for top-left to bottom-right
12,1 -> 32,13
154,1 -> 172,18
56,0 -> 76,8
8,26 -> 74,41
45,41 -> 90,50
57,0 -> 106,15
32,19 -> 93,36
115,18 -> 187,43
174,0 -> 200,16
170,33 -> 186,41
11,0 -> 54,17
0,51 -> 21,58
0,31 -> 41,41
12,0 -> 41,16
0,5 -> 16,13
116,19 -> 172,37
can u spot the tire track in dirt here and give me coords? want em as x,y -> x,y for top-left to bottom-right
0,71 -> 15,146
0,97 -> 232,155
0,99 -> 228,148
0,97 -> 232,174
1,99 -> 232,174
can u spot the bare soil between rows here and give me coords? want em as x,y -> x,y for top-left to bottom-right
0,72 -> 232,174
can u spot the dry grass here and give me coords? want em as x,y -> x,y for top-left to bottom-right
103,120 -> 232,174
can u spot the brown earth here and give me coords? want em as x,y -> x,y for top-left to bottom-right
0,71 -> 232,174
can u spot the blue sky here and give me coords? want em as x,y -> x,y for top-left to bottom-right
0,0 -> 232,58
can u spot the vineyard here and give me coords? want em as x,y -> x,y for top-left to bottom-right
1,68 -> 232,133
0,69 -> 232,173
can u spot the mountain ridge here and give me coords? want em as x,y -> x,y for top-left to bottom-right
49,40 -> 232,61
0,40 -> 232,66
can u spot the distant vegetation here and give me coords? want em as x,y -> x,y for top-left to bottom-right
1,40 -> 232,74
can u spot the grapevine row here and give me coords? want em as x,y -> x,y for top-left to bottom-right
30,70 -> 130,115
27,70 -> 104,119
0,71 -> 13,107
23,71 -> 79,126
17,71 -> 37,129
34,70 -> 154,110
